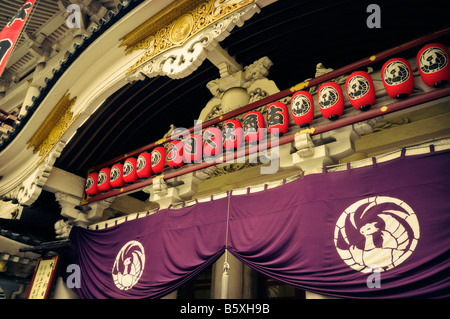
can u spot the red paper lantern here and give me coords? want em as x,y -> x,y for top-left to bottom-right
243,111 -> 265,144
318,82 -> 344,120
151,146 -> 166,174
346,71 -> 376,111
290,91 -> 314,127
123,157 -> 138,184
184,133 -> 203,163
267,102 -> 289,136
110,163 -> 124,188
417,43 -> 450,88
85,172 -> 99,196
167,140 -> 184,169
382,57 -> 414,99
97,167 -> 112,192
222,119 -> 243,151
203,127 -> 223,158
137,152 -> 152,179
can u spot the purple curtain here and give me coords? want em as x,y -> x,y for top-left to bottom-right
68,199 -> 227,299
228,148 -> 450,298
67,148 -> 450,298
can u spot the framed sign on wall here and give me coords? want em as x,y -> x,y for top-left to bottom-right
26,255 -> 60,299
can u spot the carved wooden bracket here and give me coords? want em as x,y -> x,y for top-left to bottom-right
125,0 -> 260,80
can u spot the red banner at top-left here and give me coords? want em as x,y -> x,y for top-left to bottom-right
0,0 -> 36,77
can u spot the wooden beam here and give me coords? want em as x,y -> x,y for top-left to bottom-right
355,112 -> 450,156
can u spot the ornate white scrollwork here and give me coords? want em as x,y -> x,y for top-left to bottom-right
127,4 -> 260,81
55,219 -> 72,239
16,141 -> 65,205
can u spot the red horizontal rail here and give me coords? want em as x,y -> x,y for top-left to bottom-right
84,85 -> 450,204
91,27 -> 450,171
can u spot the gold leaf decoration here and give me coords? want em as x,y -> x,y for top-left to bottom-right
119,0 -> 204,53
123,0 -> 255,75
207,162 -> 261,179
27,91 -> 78,158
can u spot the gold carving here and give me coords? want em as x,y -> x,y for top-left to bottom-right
124,0 -> 255,75
119,0 -> 204,53
155,137 -> 167,145
290,81 -> 310,92
207,162 -> 261,179
297,127 -> 316,135
27,91 -> 78,158
170,14 -> 194,44
372,117 -> 410,133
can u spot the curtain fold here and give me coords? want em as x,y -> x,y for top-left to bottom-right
228,149 -> 450,298
66,148 -> 450,299
68,198 -> 227,299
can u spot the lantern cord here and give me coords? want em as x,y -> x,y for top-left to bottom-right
221,190 -> 232,299
225,190 -> 231,263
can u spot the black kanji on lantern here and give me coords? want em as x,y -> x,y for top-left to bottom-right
243,114 -> 259,133
137,156 -> 146,171
203,130 -> 216,149
185,136 -> 198,154
123,162 -> 133,176
110,167 -> 120,181
167,143 -> 180,161
151,151 -> 161,166
223,122 -> 237,141
98,171 -> 107,185
267,105 -> 284,127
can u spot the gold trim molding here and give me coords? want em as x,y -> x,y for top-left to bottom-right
27,91 -> 79,158
123,0 -> 255,75
119,0 -> 204,53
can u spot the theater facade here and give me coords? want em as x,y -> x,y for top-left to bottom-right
0,0 -> 449,299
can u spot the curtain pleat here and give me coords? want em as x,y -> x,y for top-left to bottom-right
67,149 -> 450,298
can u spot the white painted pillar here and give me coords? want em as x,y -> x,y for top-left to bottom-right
305,291 -> 338,299
161,290 -> 177,299
212,253 -> 243,299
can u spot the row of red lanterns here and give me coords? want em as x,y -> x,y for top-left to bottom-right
84,43 -> 449,196
315,42 -> 450,120
85,112 -> 282,196
84,106 -> 293,196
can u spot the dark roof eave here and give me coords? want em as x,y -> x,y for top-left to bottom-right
0,0 -> 145,153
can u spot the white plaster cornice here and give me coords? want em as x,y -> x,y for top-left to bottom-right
0,0 -> 268,206
0,1 -> 176,203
